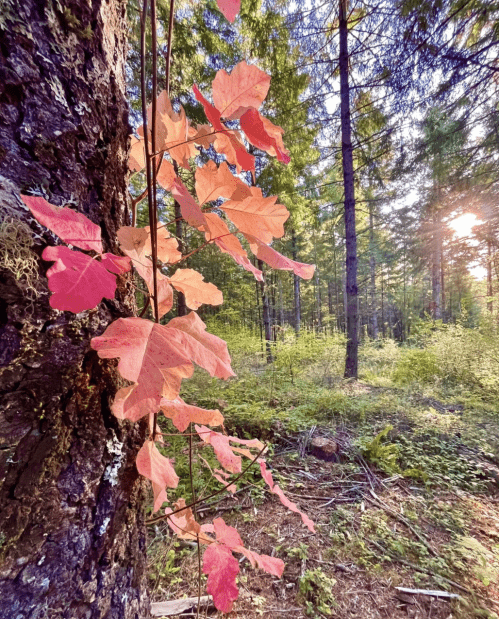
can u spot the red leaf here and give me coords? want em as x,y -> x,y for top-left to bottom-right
91,313 -> 234,420
238,547 -> 284,577
220,187 -> 289,244
216,0 -> 240,22
240,108 -> 291,163
168,268 -> 223,310
259,462 -> 315,533
22,195 -> 103,253
159,397 -> 223,432
212,61 -> 270,120
203,544 -> 240,613
99,253 -> 131,275
195,425 -> 264,474
212,517 -> 243,548
244,234 -> 315,280
42,246 -> 117,313
136,440 -> 179,512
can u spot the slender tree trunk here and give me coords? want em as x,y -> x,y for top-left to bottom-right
339,0 -> 358,378
292,229 -> 301,335
432,207 -> 442,320
369,203 -> 378,339
258,260 -> 274,363
381,269 -> 386,338
487,238 -> 493,313
0,2 -> 149,618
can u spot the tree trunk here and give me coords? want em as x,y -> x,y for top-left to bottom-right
339,0 -> 358,378
369,202 -> 378,339
258,260 -> 274,363
0,2 -> 149,618
487,238 -> 493,314
432,207 -> 442,320
292,229 -> 301,335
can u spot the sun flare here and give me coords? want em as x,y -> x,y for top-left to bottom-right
449,213 -> 481,238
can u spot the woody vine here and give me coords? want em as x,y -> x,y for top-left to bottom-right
21,0 -> 315,612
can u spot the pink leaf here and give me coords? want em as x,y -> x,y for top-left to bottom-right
99,253 -> 131,275
213,517 -> 244,548
216,0 -> 240,22
213,469 -> 237,493
136,441 -> 179,512
171,179 -> 207,230
238,547 -> 284,577
244,234 -> 315,280
159,397 -> 223,432
42,246 -> 117,312
212,61 -> 270,120
91,313 -> 233,421
22,195 -> 103,253
203,544 -> 240,613
240,108 -> 291,163
259,462 -> 315,533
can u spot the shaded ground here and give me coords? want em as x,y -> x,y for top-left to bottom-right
147,382 -> 499,618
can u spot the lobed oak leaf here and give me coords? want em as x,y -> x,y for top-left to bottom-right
212,61 -> 270,120
159,397 -> 224,432
133,258 -> 174,319
193,85 -> 254,173
195,160 -> 250,206
259,462 -> 315,533
136,440 -> 179,512
220,188 -> 289,244
42,246 -> 118,313
238,547 -> 284,578
99,253 -> 131,275
244,234 -> 315,280
165,499 -> 214,544
195,425 -> 264,474
212,469 -> 237,493
212,517 -> 243,548
216,0 -> 240,22
190,123 -> 217,148
22,195 -> 103,253
168,268 -> 223,310
240,108 -> 291,164
91,313 -> 233,420
203,544 -> 240,613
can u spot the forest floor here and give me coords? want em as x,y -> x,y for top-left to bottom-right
147,336 -> 499,619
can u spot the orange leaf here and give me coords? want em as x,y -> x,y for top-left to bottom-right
165,499 -> 214,544
195,160 -> 250,206
169,268 -> 223,310
220,187 -> 289,244
171,179 -> 207,230
159,397 -> 224,432
244,234 -> 315,280
212,61 -> 270,120
156,158 -> 176,190
129,136 -> 146,172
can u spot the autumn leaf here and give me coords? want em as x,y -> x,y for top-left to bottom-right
259,461 -> 315,533
220,187 -> 289,244
244,234 -> 315,280
195,425 -> 264,473
42,247 -> 121,313
193,85 -> 255,173
171,179 -> 207,230
159,397 -> 224,432
203,544 -> 240,613
22,195 -> 103,253
212,61 -> 270,120
136,441 -> 179,512
169,268 -> 223,310
165,499 -> 214,544
195,160 -> 250,206
99,253 -> 132,275
156,158 -> 177,190
216,0 -> 240,23
240,108 -> 291,163
129,136 -> 146,172
91,313 -> 234,420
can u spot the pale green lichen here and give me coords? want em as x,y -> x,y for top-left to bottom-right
0,212 -> 40,298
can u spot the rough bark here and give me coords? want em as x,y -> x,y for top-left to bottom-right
0,2 -> 149,618
339,0 -> 358,378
